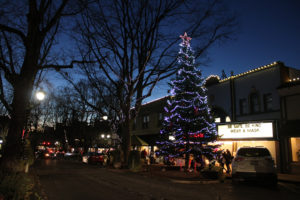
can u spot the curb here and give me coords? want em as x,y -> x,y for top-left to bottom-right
170,179 -> 220,184
278,178 -> 300,184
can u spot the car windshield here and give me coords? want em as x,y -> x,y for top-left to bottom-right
237,148 -> 271,157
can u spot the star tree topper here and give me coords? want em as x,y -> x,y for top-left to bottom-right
180,32 -> 192,46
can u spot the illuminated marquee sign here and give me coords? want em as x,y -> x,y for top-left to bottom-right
217,122 -> 273,139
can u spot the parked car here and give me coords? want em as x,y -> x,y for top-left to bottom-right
43,151 -> 56,159
82,152 -> 105,165
55,150 -> 65,159
231,146 -> 277,185
82,152 -> 93,164
64,151 -> 81,160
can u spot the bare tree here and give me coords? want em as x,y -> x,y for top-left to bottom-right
66,0 -> 236,164
0,0 -> 87,171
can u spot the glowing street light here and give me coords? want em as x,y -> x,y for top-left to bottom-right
36,91 -> 45,101
102,116 -> 108,120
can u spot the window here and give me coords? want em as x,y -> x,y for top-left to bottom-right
214,118 -> 221,123
237,148 -> 271,157
142,115 -> 149,129
225,116 -> 231,122
263,93 -> 273,111
132,118 -> 136,130
291,137 -> 300,162
239,99 -> 247,115
157,113 -> 163,126
250,93 -> 260,113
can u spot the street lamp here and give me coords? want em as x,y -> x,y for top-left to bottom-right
102,115 -> 108,121
36,91 -> 45,101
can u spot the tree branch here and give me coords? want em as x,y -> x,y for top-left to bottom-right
0,24 -> 26,44
39,60 -> 94,71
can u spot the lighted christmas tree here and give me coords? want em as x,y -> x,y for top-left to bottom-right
158,32 -> 219,170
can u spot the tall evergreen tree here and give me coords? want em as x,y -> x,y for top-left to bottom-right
158,33 -> 219,169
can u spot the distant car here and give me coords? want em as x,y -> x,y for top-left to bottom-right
55,150 -> 65,159
231,146 -> 277,185
82,152 -> 105,165
64,151 -> 81,160
43,151 -> 56,159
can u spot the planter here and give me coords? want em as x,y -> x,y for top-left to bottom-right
113,162 -> 122,169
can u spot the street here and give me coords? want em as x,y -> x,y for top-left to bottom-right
34,160 -> 300,200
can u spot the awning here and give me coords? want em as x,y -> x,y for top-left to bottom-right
131,135 -> 148,146
138,134 -> 161,146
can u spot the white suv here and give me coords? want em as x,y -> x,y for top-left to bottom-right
231,146 -> 277,185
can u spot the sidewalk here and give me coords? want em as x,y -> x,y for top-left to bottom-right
278,173 -> 300,183
108,164 -> 300,184
142,165 -> 300,184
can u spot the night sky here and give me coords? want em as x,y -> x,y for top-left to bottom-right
46,0 -> 300,103
147,0 -> 300,102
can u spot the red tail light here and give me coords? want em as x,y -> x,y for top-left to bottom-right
234,157 -> 244,162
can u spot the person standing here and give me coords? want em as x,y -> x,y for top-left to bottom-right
224,149 -> 232,174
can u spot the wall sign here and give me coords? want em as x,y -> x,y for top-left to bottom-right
217,122 -> 273,139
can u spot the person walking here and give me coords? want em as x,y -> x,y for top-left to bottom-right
218,151 -> 225,171
223,149 -> 232,174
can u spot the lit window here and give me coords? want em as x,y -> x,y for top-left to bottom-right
215,118 -> 221,123
290,137 -> 300,162
263,93 -> 273,111
225,116 -> 231,122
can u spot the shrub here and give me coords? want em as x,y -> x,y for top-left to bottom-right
0,171 -> 33,200
0,168 -> 44,200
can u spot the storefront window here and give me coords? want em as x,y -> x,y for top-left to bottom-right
290,137 -> 300,162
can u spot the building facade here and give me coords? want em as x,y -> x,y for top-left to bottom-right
131,96 -> 169,153
278,79 -> 300,173
132,61 -> 300,173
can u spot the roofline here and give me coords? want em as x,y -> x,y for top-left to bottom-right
142,95 -> 169,106
219,61 -> 281,83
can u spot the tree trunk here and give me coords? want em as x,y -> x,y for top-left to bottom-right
1,72 -> 36,172
122,115 -> 131,167
185,140 -> 190,171
1,89 -> 29,172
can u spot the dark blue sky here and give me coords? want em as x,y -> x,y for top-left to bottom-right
47,0 -> 300,102
206,0 -> 300,77
147,0 -> 300,102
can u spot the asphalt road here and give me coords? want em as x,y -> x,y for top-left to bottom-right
34,159 -> 300,200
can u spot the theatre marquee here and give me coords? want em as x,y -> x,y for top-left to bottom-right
217,122 -> 273,139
